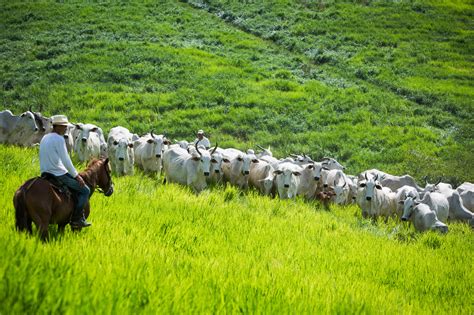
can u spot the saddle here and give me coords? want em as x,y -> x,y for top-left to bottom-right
40,173 -> 75,201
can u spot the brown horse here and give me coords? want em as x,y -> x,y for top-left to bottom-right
13,158 -> 114,240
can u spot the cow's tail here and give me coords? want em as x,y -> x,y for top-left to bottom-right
13,188 -> 28,232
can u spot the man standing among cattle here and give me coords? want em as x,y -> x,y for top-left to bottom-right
193,129 -> 211,150
39,115 -> 91,228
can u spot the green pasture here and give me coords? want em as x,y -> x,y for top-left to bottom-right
1,146 -> 473,313
0,0 -> 473,312
1,0 -> 473,183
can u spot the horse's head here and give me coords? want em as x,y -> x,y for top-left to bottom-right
97,158 -> 114,196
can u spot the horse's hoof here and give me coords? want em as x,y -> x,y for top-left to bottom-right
70,226 -> 82,232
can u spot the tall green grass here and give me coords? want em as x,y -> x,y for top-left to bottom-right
1,146 -> 473,313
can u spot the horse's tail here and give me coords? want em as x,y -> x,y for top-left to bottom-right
13,188 -> 28,232
13,178 -> 38,232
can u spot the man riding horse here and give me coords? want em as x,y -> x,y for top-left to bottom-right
39,115 -> 91,228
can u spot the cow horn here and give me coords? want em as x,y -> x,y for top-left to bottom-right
290,154 -> 298,157
342,180 -> 347,188
435,178 -> 442,186
256,144 -> 265,150
374,174 -> 378,181
364,172 -> 368,181
210,143 -> 218,155
195,140 -> 202,157
150,130 -> 156,139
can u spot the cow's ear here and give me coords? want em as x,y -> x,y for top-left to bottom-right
293,171 -> 301,176
164,140 -> 171,145
375,184 -> 382,190
398,200 -> 405,204
237,157 -> 243,162
307,164 -> 314,169
192,156 -> 200,161
223,158 -> 231,163
147,139 -> 154,144
91,127 -> 98,132
359,182 -> 366,187
211,159 -> 218,163
128,143 -> 134,148
75,124 -> 82,130
252,159 -> 259,163
113,140 -> 119,145
273,170 -> 283,175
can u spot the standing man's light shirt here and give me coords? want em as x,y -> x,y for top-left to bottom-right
193,137 -> 210,149
40,133 -> 78,177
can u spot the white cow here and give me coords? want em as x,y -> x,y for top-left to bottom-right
73,123 -> 106,162
401,199 -> 448,233
0,110 -> 38,146
356,173 -> 397,219
221,148 -> 259,189
321,157 -> 345,171
259,155 -> 280,169
208,146 -> 225,185
323,169 -> 351,205
172,139 -> 190,150
289,154 -> 314,166
420,192 -> 449,223
255,145 -> 272,158
273,162 -> 302,199
64,123 -> 76,153
296,163 -> 323,200
346,175 -> 358,204
423,181 -> 474,223
395,186 -> 420,218
107,126 -> 137,176
361,169 -> 423,192
249,159 -> 275,196
456,182 -> 474,212
162,143 -> 211,193
456,182 -> 474,194
27,111 -> 52,145
134,131 -> 170,175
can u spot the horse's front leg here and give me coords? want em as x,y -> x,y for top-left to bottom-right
58,224 -> 67,233
38,223 -> 49,242
26,217 -> 33,234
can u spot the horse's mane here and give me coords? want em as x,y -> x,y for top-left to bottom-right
80,158 -> 106,182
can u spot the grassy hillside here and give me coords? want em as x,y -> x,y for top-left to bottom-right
1,1 -> 472,183
1,145 -> 473,313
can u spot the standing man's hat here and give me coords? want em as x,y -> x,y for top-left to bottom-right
197,129 -> 204,134
51,115 -> 69,126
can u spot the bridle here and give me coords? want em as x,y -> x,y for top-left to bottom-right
84,161 -> 114,197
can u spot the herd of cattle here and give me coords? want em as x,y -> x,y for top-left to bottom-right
2,109 -> 474,233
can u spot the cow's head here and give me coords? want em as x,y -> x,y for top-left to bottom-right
209,144 -> 222,174
20,111 -> 39,132
401,195 -> 420,221
191,141 -> 212,177
359,172 -> 382,201
145,130 -> 170,159
113,138 -> 134,162
321,157 -> 345,171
